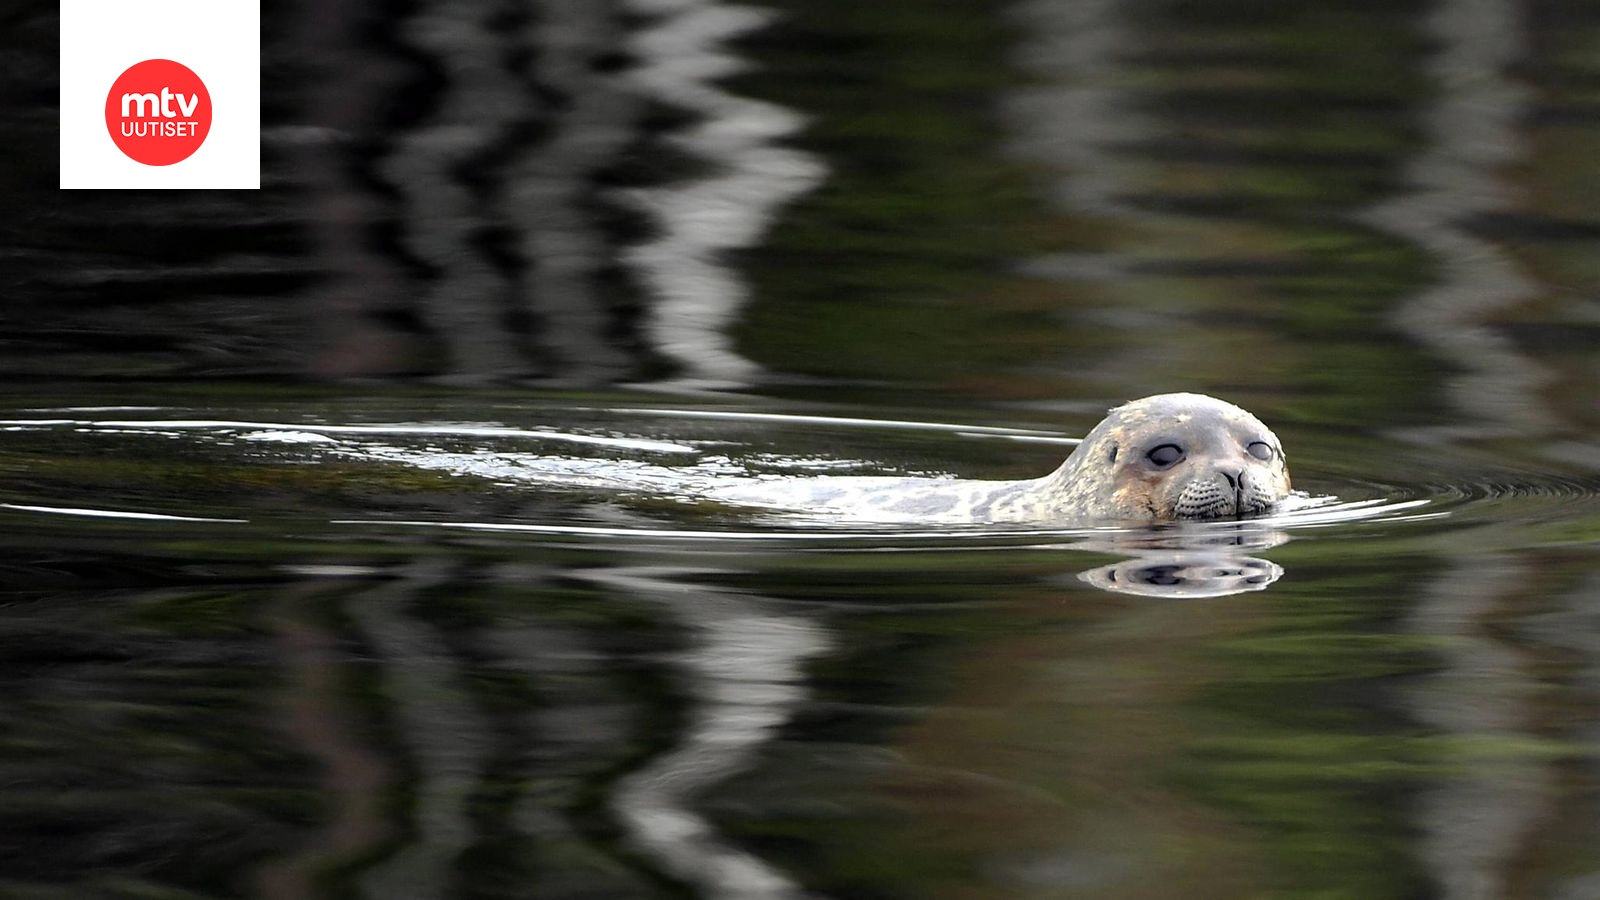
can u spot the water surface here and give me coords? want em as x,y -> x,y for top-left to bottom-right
3,388 -> 1598,899
5,0 -> 1600,896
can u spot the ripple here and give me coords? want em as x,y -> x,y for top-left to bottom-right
0,418 -> 697,455
1423,474 -> 1600,504
0,503 -> 248,523
9,408 -> 1600,545
329,495 -> 1441,545
1272,466 -> 1600,536
1266,495 -> 1445,528
600,406 -> 1079,441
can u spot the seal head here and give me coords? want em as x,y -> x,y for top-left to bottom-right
1031,393 -> 1291,522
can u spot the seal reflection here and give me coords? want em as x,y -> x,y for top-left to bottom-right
1074,524 -> 1288,598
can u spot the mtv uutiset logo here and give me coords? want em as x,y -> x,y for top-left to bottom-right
60,1 -> 259,189
105,60 -> 213,166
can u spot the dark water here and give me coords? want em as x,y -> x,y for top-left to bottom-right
6,0 -> 1600,897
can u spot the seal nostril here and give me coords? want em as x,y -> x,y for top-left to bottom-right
1219,469 -> 1240,490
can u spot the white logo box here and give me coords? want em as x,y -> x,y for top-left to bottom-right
60,0 -> 259,189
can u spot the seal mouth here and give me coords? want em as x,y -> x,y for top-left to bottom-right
1173,473 -> 1277,520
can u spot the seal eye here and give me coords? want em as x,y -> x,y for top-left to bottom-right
1146,444 -> 1183,468
1108,444 -> 1118,463
1247,441 -> 1273,461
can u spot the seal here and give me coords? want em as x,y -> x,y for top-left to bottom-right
712,393 -> 1292,524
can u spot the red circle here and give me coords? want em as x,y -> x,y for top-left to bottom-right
104,59 -> 212,166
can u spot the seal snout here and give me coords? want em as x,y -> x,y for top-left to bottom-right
1218,465 -> 1242,493
1220,466 -> 1244,516
1174,470 -> 1240,519
1174,467 -> 1275,520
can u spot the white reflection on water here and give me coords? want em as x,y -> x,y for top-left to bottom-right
1361,0 -> 1572,893
240,430 -> 338,444
579,565 -> 827,900
0,418 -> 697,455
1002,0 -> 1143,219
0,503 -> 248,523
618,0 -> 828,389
603,407 -> 1077,440
1362,0 -> 1551,443
1404,554 -> 1548,900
